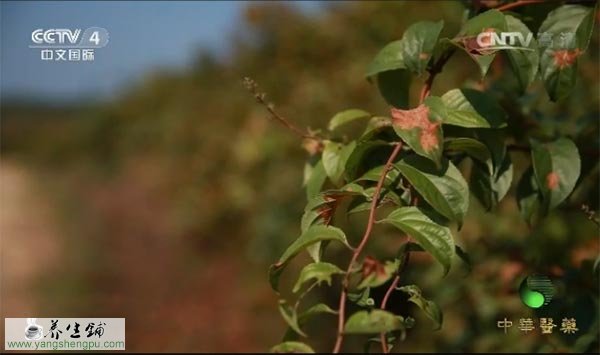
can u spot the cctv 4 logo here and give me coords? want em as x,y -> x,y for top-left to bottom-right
31,28 -> 102,46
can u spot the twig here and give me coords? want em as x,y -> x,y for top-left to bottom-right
379,275 -> 401,353
581,204 -> 600,227
495,0 -> 547,12
419,48 -> 456,103
243,77 -> 321,141
379,234 -> 414,353
332,142 -> 403,353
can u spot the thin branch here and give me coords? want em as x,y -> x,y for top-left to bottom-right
495,0 -> 547,12
379,275 -> 401,353
379,282 -> 400,352
332,142 -> 403,353
379,235 -> 413,353
581,204 -> 600,227
243,77 -> 321,141
419,48 -> 456,103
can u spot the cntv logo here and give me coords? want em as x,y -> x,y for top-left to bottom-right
30,27 -> 108,47
476,31 -> 534,51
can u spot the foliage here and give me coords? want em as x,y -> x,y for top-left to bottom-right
1,1 -> 598,353
258,1 -> 598,353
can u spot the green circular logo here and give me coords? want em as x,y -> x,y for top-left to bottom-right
519,275 -> 555,309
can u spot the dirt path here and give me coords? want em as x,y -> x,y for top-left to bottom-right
1,160 -> 61,318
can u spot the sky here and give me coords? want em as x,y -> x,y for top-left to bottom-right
0,1 -> 322,103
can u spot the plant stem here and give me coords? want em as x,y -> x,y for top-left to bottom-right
243,77 -> 321,141
419,48 -> 456,103
495,0 -> 547,12
581,204 -> 600,227
332,142 -> 403,353
379,275 -> 401,353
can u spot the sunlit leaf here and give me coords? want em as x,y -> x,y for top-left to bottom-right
504,15 -> 539,93
470,153 -> 513,210
366,40 -> 405,77
348,287 -> 374,308
323,141 -> 357,186
328,109 -> 371,131
530,138 -> 581,210
397,285 -> 443,330
344,310 -> 406,334
305,159 -> 327,199
400,20 -> 444,75
395,155 -> 469,224
454,10 -> 507,77
269,226 -> 350,292
283,304 -> 338,341
276,225 -> 350,266
440,89 -> 507,128
278,300 -> 306,337
357,258 -> 400,289
380,206 -> 455,274
270,341 -> 315,353
345,140 -> 391,182
293,262 -> 345,293
538,4 -> 595,101
444,137 -> 491,164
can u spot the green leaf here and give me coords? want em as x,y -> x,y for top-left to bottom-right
440,89 -> 507,128
293,262 -> 345,293
270,341 -> 315,353
300,207 -> 323,235
504,15 -> 539,94
360,116 -> 393,141
304,159 -> 327,199
269,264 -> 286,293
455,245 -> 472,274
366,40 -> 405,77
475,129 -> 506,171
516,167 -> 542,225
300,194 -> 336,261
530,138 -> 581,210
380,206 -> 455,275
357,259 -> 400,289
275,225 -> 350,267
444,137 -> 491,164
400,20 -> 444,75
459,9 -> 506,37
397,285 -> 443,330
455,10 -> 507,77
323,141 -> 357,186
376,69 -> 411,109
395,155 -> 469,224
348,287 -> 374,308
391,96 -> 444,166
470,153 -> 513,210
538,5 -> 595,101
328,109 -> 371,131
270,226 -> 350,292
282,304 -> 338,341
344,310 -> 406,334
278,300 -> 306,337
344,140 -> 391,182
356,165 -> 401,184
298,303 -> 338,322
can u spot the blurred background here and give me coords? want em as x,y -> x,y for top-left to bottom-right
1,1 -> 598,352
